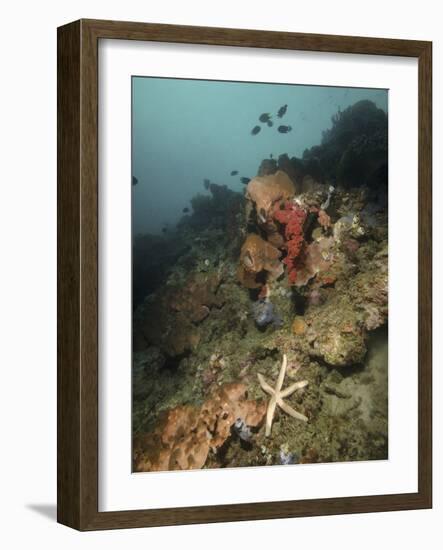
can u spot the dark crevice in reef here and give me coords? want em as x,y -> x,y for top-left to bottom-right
162,351 -> 191,373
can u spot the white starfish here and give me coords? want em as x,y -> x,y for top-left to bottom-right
258,354 -> 308,437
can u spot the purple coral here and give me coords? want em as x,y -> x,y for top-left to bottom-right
252,299 -> 283,328
233,418 -> 253,442
279,449 -> 299,465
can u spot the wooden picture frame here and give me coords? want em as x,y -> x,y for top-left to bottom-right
57,19 -> 432,530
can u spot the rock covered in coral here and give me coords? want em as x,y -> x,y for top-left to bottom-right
303,100 -> 388,189
294,299 -> 367,368
237,233 -> 283,288
257,158 -> 278,176
293,240 -> 388,367
333,214 -> 366,242
137,270 -> 225,356
200,383 -> 266,448
351,244 -> 388,331
245,170 -> 295,223
311,323 -> 367,367
132,347 -> 166,400
134,382 -> 266,471
134,405 -> 209,471
277,154 -> 304,192
294,236 -> 335,287
169,271 -> 225,322
190,182 -> 243,231
241,173 -> 340,290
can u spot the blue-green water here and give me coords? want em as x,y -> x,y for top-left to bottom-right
132,77 -> 387,235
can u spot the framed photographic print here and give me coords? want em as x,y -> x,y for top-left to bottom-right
57,19 -> 432,530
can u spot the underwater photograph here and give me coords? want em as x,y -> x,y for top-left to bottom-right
131,76 -> 388,473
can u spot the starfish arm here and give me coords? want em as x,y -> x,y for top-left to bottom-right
277,397 -> 308,422
280,380 -> 309,398
275,354 -> 287,393
265,397 -> 277,436
257,373 -> 275,396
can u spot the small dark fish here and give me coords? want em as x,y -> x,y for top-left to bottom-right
132,176 -> 138,186
162,227 -> 168,234
278,125 -> 292,133
267,120 -> 273,127
240,177 -> 251,185
251,125 -> 261,135
277,104 -> 288,118
203,178 -> 211,189
270,154 -> 273,159
182,207 -> 189,213
259,113 -> 272,123
230,170 -> 239,176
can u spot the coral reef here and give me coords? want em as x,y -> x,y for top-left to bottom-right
136,270 -> 225,356
237,233 -> 283,288
292,317 -> 307,335
132,100 -> 389,472
189,182 -> 243,232
134,382 -> 266,471
134,405 -> 208,471
303,100 -> 388,189
245,170 -> 295,223
273,201 -> 308,284
293,236 -> 335,287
